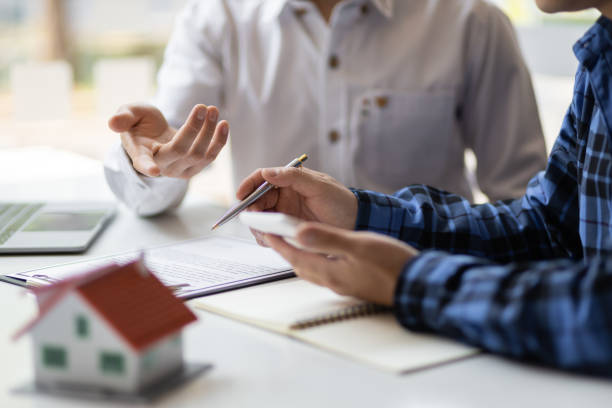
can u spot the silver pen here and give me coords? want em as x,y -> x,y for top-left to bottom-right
211,154 -> 308,230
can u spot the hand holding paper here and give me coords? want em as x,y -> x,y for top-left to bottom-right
266,223 -> 419,306
236,166 -> 416,304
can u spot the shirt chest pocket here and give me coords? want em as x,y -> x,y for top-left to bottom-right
350,89 -> 456,190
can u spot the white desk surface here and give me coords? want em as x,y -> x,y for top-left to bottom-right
1,147 -> 612,408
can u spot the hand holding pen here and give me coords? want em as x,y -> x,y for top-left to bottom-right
231,166 -> 360,236
211,154 -> 309,230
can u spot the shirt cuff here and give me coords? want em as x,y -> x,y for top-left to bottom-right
104,143 -> 188,216
350,188 -> 408,239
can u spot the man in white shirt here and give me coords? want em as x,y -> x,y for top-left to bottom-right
104,0 -> 547,216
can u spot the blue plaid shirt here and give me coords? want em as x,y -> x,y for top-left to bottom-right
353,16 -> 612,376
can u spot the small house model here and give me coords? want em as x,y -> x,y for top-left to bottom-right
13,260 -> 197,394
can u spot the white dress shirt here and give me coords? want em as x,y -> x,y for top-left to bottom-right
104,0 -> 547,216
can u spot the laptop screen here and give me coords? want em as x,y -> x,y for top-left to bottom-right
22,212 -> 108,232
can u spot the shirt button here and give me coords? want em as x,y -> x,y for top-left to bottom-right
329,130 -> 340,143
376,96 -> 389,108
328,55 -> 340,69
294,8 -> 306,18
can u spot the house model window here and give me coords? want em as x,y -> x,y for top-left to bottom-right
100,351 -> 124,375
75,315 -> 88,338
43,345 -> 67,369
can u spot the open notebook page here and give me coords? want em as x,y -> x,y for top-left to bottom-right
193,277 -> 364,333
192,277 -> 479,373
294,315 -> 478,373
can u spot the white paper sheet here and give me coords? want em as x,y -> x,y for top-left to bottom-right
4,236 -> 293,299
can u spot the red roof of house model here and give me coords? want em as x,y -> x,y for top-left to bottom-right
14,259 -> 197,351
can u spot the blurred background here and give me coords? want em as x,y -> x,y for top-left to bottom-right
0,0 -> 600,205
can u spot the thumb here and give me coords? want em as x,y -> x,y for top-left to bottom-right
261,167 -> 326,197
295,222 -> 358,256
108,105 -> 146,132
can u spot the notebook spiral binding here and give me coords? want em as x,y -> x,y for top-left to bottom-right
289,303 -> 391,330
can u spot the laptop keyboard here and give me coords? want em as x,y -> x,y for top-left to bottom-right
0,203 -> 44,245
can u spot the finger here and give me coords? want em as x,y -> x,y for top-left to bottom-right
265,234 -> 300,264
261,167 -> 328,198
247,188 -> 280,212
265,235 -> 329,286
203,120 -> 229,161
236,165 -> 321,200
108,104 -> 153,132
179,120 -> 229,179
295,223 -> 361,256
236,169 -> 266,200
165,104 -> 207,159
190,106 -> 219,158
250,228 -> 268,247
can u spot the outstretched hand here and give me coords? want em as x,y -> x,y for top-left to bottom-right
108,103 -> 229,179
264,222 -> 419,306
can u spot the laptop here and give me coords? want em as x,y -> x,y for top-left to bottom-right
0,202 -> 115,254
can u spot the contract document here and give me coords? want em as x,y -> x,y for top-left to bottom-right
1,236 -> 294,299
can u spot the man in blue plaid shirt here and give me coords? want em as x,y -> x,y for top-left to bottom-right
236,0 -> 612,375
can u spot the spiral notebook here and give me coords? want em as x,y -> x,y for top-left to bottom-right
192,278 -> 479,373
